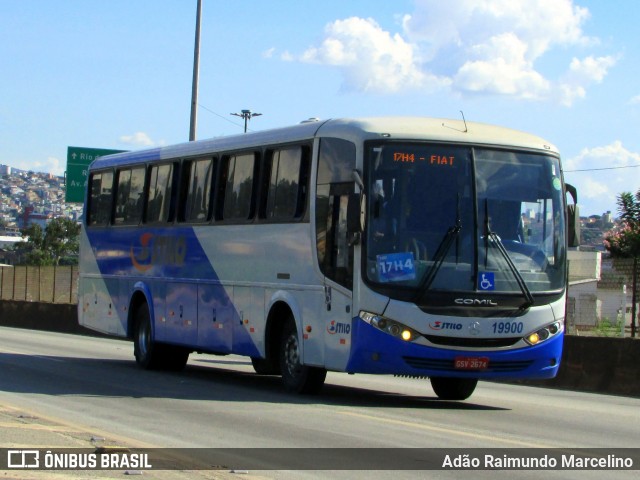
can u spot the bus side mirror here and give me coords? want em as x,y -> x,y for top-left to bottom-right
347,192 -> 365,245
566,183 -> 580,247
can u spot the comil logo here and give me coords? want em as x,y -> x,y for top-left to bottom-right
7,450 -> 39,469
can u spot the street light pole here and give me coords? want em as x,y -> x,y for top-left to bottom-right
189,0 -> 202,141
231,109 -> 262,133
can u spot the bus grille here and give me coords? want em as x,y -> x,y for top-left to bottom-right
402,356 -> 534,373
423,335 -> 520,348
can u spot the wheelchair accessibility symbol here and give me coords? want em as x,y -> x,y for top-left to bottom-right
478,272 -> 495,291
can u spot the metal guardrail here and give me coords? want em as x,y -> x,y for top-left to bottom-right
0,266 -> 78,304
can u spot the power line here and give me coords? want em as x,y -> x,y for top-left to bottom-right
197,103 -> 245,129
565,164 -> 640,172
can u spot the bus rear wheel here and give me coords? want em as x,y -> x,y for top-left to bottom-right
279,317 -> 326,394
430,377 -> 478,401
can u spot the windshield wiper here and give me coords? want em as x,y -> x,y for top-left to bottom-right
483,199 -> 534,309
414,197 -> 462,302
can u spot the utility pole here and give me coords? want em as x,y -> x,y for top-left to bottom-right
231,109 -> 262,133
189,0 -> 202,141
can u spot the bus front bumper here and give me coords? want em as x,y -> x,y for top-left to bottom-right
344,317 -> 562,380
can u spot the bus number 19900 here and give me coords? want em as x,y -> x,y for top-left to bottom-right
492,322 -> 524,334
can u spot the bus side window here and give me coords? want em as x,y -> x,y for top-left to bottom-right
316,138 -> 356,289
179,158 -> 214,223
114,167 -> 145,225
145,163 -> 174,224
264,145 -> 309,220
219,152 -> 258,222
87,170 -> 113,227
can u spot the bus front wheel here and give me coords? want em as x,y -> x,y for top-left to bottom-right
430,377 -> 478,400
279,317 -> 326,394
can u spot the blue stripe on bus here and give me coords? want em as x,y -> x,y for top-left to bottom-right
346,317 -> 562,379
86,226 -> 260,357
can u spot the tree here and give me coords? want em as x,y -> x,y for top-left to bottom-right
604,189 -> 640,259
19,217 -> 81,265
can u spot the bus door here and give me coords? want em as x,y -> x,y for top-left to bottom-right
315,138 -> 356,371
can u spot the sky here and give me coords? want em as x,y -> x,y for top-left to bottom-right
1,0 -> 639,217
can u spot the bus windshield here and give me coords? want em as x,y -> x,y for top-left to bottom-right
364,143 -> 566,299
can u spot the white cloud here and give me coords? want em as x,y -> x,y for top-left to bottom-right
453,32 -> 550,98
579,176 -> 610,200
298,17 -> 445,93
564,141 -> 640,214
629,95 -> 640,105
119,132 -> 156,147
285,0 -> 615,104
566,141 -> 640,171
557,55 -> 618,106
31,156 -> 65,176
262,47 -> 276,59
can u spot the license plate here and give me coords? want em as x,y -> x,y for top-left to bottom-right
454,356 -> 489,370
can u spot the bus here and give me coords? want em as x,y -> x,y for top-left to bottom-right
78,117 -> 579,401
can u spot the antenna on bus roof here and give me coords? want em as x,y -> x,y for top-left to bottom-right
442,111 -> 468,133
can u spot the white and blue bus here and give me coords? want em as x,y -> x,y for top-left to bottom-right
78,117 -> 579,400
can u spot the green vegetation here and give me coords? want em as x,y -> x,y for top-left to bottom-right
604,189 -> 640,258
18,217 -> 80,266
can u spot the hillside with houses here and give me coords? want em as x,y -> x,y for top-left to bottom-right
0,165 -> 83,233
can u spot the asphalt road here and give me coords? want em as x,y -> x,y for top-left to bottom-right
1,326 -> 639,479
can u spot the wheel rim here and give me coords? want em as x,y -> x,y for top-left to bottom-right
284,333 -> 300,376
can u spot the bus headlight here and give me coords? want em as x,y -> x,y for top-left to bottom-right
524,321 -> 563,346
360,311 -> 420,342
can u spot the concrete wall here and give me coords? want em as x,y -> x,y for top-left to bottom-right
517,336 -> 640,397
1,300 -> 639,397
0,300 -> 95,336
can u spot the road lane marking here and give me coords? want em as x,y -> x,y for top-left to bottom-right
337,410 -> 556,448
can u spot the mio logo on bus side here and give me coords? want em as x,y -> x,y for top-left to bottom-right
327,320 -> 351,335
130,233 -> 187,272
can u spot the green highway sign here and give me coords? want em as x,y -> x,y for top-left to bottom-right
65,146 -> 126,203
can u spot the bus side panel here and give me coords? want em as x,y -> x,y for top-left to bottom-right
163,282 -> 198,345
233,286 -> 263,358
78,227 -> 128,337
79,277 -> 127,337
322,283 -> 354,371
197,283 -> 233,353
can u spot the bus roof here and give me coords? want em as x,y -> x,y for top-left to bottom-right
90,116 -> 558,170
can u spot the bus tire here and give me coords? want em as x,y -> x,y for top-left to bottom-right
133,302 -> 163,370
279,316 -> 326,394
162,346 -> 190,372
251,357 -> 280,375
430,377 -> 478,400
